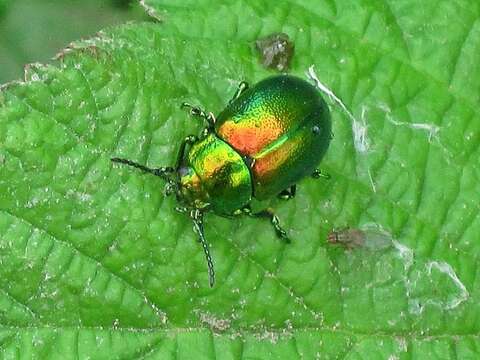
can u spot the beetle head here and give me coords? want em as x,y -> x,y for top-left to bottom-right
176,165 -> 210,210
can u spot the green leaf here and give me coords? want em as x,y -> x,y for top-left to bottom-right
1,0 -> 479,358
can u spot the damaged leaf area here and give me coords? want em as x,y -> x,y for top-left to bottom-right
1,0 -> 480,358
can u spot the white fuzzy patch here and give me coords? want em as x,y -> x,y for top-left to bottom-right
306,65 -> 370,153
426,261 -> 469,309
387,114 -> 440,142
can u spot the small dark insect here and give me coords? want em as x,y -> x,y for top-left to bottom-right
327,227 -> 393,251
255,33 -> 294,71
327,228 -> 366,249
112,75 -> 331,286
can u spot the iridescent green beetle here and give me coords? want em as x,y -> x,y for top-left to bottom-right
112,75 -> 331,287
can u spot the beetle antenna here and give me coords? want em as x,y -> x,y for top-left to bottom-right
111,157 -> 174,182
191,211 -> 215,287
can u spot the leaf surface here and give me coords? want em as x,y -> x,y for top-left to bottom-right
1,0 -> 479,358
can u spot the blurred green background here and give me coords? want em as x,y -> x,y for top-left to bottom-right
0,0 -> 147,84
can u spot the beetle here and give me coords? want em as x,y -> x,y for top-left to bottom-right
111,75 -> 331,287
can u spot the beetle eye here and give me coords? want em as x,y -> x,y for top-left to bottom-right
312,125 -> 321,135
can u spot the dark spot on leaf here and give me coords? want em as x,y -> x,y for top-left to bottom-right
255,33 -> 294,72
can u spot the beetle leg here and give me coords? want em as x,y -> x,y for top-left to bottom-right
111,158 -> 175,181
278,185 -> 296,200
181,102 -> 216,128
190,209 -> 215,287
229,81 -> 249,104
311,169 -> 331,180
243,206 -> 290,243
175,135 -> 199,170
